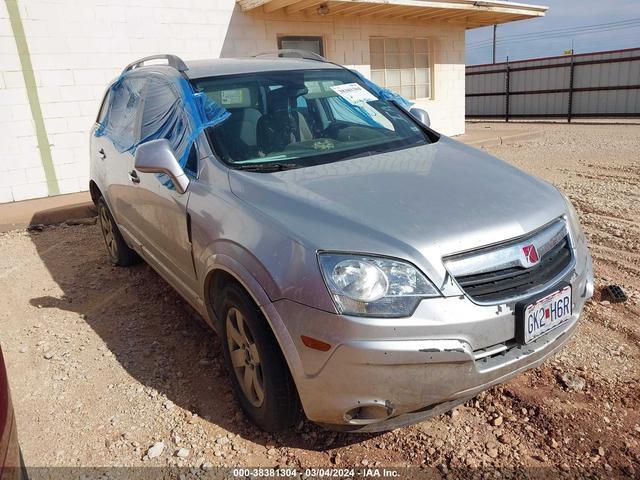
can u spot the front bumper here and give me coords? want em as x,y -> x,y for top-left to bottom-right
269,249 -> 594,430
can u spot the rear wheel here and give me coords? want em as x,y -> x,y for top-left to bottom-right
218,283 -> 300,432
98,197 -> 139,266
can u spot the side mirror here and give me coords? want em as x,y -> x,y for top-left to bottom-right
134,139 -> 190,194
409,107 -> 430,128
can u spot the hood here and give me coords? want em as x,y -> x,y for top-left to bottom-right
228,137 -> 566,281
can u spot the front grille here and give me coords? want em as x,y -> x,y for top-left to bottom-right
454,235 -> 572,303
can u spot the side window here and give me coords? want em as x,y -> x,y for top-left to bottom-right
101,77 -> 146,152
140,77 -> 180,141
140,77 -> 192,169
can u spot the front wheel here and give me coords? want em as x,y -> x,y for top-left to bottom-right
97,197 -> 139,266
219,283 -> 301,432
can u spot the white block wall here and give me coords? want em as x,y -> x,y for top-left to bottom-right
0,0 -> 465,203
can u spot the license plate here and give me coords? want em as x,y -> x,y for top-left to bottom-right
516,285 -> 572,344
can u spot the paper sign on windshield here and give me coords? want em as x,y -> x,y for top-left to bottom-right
330,83 -> 378,106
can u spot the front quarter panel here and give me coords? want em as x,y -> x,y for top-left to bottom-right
186,166 -> 317,392
187,165 -> 334,315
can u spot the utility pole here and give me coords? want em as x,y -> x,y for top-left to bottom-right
492,24 -> 497,64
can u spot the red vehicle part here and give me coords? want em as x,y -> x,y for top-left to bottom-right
0,347 -> 21,480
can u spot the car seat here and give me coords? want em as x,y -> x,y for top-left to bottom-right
257,86 -> 311,155
215,107 -> 262,160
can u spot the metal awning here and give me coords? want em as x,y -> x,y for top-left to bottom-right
236,0 -> 548,28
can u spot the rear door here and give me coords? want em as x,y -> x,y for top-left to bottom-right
95,75 -> 147,243
89,89 -> 113,195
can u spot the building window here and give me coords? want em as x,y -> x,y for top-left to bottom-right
277,36 -> 324,56
370,37 -> 431,100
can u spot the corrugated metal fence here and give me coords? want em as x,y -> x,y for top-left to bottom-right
466,47 -> 640,120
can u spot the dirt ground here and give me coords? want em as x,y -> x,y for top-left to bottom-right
1,123 -> 639,477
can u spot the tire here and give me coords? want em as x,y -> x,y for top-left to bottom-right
218,283 -> 301,432
97,197 -> 139,267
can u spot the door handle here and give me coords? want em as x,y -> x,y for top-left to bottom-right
128,170 -> 140,184
98,148 -> 106,160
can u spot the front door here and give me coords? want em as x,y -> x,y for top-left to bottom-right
123,75 -> 198,293
127,159 -> 196,293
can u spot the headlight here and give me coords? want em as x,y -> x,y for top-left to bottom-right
318,253 -> 440,317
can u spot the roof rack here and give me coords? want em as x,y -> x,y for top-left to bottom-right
253,49 -> 328,63
122,54 -> 189,75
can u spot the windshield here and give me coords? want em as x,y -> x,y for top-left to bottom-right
191,69 -> 432,170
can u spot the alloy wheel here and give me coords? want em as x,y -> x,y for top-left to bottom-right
226,307 -> 265,407
99,204 -> 118,259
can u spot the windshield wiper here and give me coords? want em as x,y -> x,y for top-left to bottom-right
234,162 -> 299,172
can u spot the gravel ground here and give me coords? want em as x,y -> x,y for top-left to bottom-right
0,123 -> 639,477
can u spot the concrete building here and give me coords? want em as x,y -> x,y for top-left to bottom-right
0,0 -> 546,203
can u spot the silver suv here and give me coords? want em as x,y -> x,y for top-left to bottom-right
90,53 -> 594,432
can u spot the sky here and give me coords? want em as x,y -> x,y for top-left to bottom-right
465,0 -> 640,65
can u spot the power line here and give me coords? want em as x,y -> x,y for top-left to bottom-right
469,23 -> 640,49
467,18 -> 640,48
471,22 -> 640,47
466,22 -> 640,50
467,24 -> 640,50
467,17 -> 640,46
